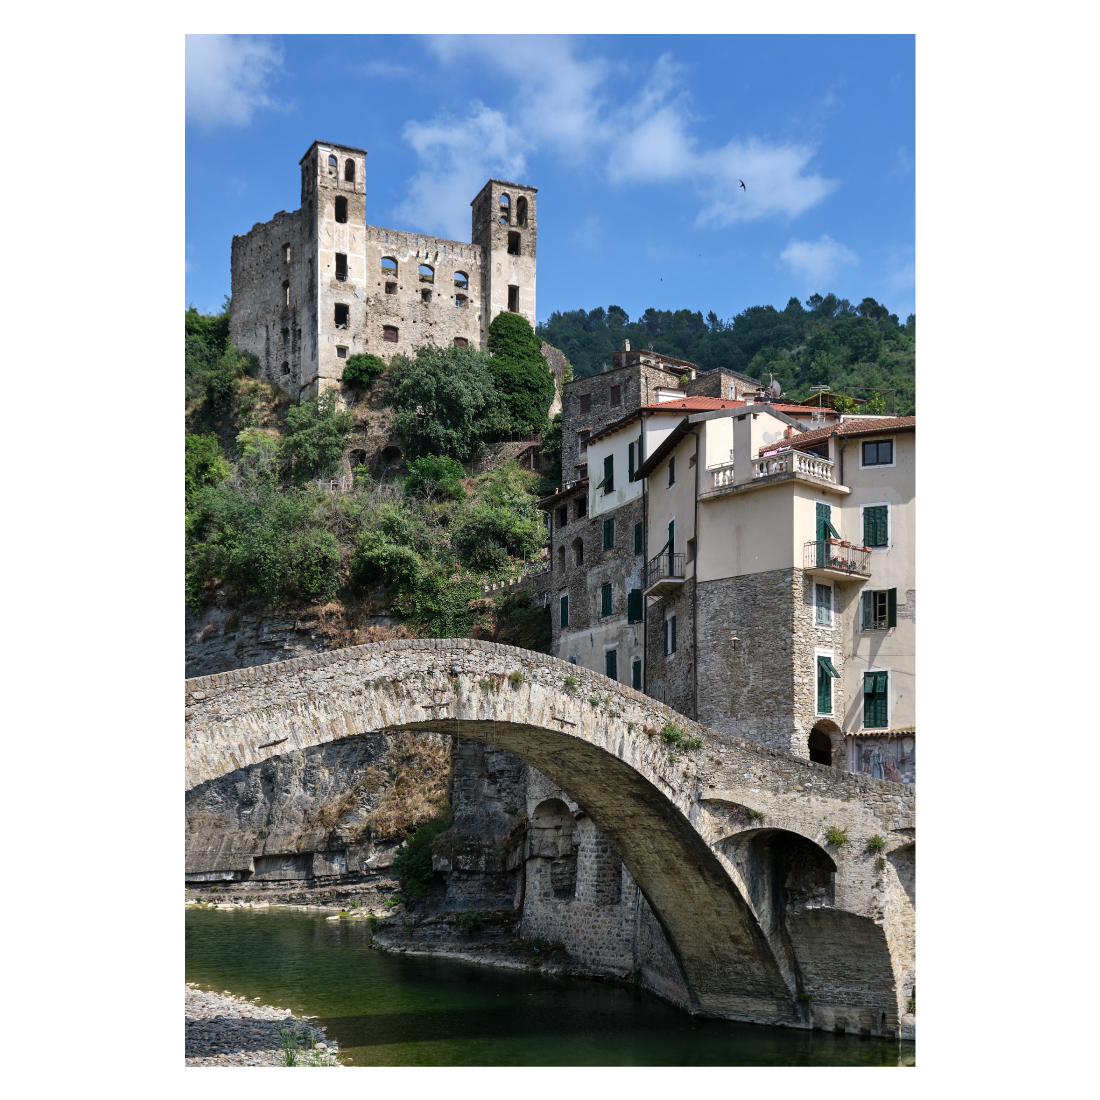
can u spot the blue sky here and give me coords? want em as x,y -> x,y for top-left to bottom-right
186,34 -> 914,324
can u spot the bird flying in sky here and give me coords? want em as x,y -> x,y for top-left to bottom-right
739,180 -> 746,191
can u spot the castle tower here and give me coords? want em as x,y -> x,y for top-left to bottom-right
471,179 -> 538,347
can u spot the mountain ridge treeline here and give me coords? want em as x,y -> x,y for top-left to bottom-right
537,293 -> 915,414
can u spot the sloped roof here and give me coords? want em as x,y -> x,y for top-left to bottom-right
775,416 -> 916,456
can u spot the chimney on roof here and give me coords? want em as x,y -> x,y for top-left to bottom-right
785,425 -> 794,439
622,339 -> 630,352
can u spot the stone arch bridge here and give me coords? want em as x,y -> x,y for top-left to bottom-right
186,638 -> 915,1037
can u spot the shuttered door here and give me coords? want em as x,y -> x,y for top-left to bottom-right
632,659 -> 642,690
560,594 -> 569,628
628,588 -> 642,623
817,659 -> 832,714
864,671 -> 888,728
605,650 -> 618,681
601,583 -> 612,617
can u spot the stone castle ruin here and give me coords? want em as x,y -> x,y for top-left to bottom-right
230,140 -> 539,401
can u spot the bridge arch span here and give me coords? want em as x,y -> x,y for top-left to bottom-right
185,638 -> 915,1031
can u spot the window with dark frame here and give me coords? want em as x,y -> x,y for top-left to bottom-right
560,594 -> 569,628
627,588 -> 643,623
601,583 -> 612,617
335,196 -> 347,223
579,393 -> 592,414
610,385 -> 622,407
335,253 -> 348,280
507,232 -> 520,255
815,583 -> 833,626
383,325 -> 398,343
605,649 -> 618,681
862,439 -> 894,466
817,654 -> 839,714
336,346 -> 347,359
507,285 -> 519,312
628,441 -> 635,481
632,658 -> 642,690
634,521 -> 643,555
862,589 -> 897,630
603,517 -> 614,550
334,303 -> 349,328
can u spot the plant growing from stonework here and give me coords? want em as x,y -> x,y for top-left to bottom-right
342,353 -> 386,388
392,812 -> 454,900
508,669 -> 524,685
866,834 -> 886,853
747,808 -> 766,822
457,909 -> 484,933
825,826 -> 849,847
563,675 -> 578,693
660,721 -> 704,751
875,857 -> 886,872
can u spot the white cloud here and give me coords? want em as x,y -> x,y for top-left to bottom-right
186,35 -> 284,129
391,103 -> 529,240
412,41 -> 837,228
780,235 -> 859,285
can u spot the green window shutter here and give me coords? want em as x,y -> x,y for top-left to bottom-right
628,588 -> 642,623
670,615 -> 677,653
816,501 -> 830,541
818,661 -> 832,714
560,594 -> 569,628
634,522 -> 643,555
864,672 -> 876,695
819,656 -> 840,679
887,588 -> 897,627
861,592 -> 872,629
601,583 -> 612,617
628,441 -> 635,481
603,517 -> 614,550
604,454 -> 614,491
605,649 -> 618,681
668,519 -> 675,554
632,658 -> 642,691
668,456 -> 676,487
824,518 -> 841,540
864,672 -> 888,728
864,505 -> 888,547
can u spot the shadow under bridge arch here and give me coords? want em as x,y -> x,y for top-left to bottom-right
184,640 -> 804,1026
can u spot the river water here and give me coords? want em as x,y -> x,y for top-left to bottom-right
186,908 -> 913,1066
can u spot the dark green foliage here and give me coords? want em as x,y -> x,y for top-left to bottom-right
866,834 -> 886,853
393,814 -> 453,901
539,412 -> 563,492
452,464 -> 544,571
487,312 -> 556,432
185,299 -> 232,400
281,391 -> 354,482
825,826 -> 849,847
386,345 -> 508,461
185,432 -> 230,502
199,345 -> 260,414
342,353 -> 386,387
659,721 -> 704,751
457,910 -> 484,933
538,292 -> 914,414
493,591 -> 552,653
187,477 -> 341,608
403,455 -> 467,502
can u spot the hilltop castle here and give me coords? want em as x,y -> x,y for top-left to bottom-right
230,140 -> 538,401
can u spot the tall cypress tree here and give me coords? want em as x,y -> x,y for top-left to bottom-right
487,312 -> 556,432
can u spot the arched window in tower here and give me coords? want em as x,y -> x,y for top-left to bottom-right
327,154 -> 337,170
516,196 -> 528,226
454,271 -> 468,291
344,158 -> 355,182
499,193 -> 510,225
381,257 -> 398,277
335,196 -> 347,224
418,265 -> 434,284
282,280 -> 290,307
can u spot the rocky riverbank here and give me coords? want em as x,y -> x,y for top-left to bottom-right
185,984 -> 341,1067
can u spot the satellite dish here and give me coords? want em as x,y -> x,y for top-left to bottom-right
768,379 -> 782,399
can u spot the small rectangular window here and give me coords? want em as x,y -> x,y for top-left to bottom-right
580,393 -> 592,415
560,594 -> 569,628
507,232 -> 520,256
610,385 -> 622,407
557,506 -> 568,529
453,337 -> 468,347
668,455 -> 676,487
627,588 -> 643,623
686,537 -> 695,563
601,583 -> 612,618
336,346 -> 347,359
334,303 -> 349,328
863,505 -> 889,547
634,521 -> 643,555
605,649 -> 618,681
864,670 -> 889,728
666,615 -> 677,655
862,439 -> 894,466
385,283 -> 397,295
383,325 -> 398,343
628,441 -> 635,481
632,658 -> 642,691
575,498 -> 586,519
578,430 -> 590,453
603,517 -> 614,550
815,583 -> 833,626
508,285 -> 519,312
282,328 -> 290,345
335,253 -> 347,280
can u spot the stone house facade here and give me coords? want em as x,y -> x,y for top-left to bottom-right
229,140 -> 538,401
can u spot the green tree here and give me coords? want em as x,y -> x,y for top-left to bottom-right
386,345 -> 505,461
280,390 -> 354,482
404,455 -> 467,503
487,312 -> 556,432
342,353 -> 386,388
185,432 -> 230,502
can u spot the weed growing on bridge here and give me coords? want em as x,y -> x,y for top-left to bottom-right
825,827 -> 849,847
479,678 -> 495,692
508,669 -> 524,685
589,694 -> 602,706
875,857 -> 886,872
747,808 -> 766,822
563,675 -> 578,693
627,721 -> 636,732
457,910 -> 484,933
866,834 -> 886,853
659,721 -> 705,752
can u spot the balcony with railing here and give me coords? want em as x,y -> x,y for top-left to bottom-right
710,461 -> 736,489
754,449 -> 835,484
644,551 -> 686,599
804,539 -> 871,580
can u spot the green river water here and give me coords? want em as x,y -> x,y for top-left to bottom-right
186,907 -> 914,1066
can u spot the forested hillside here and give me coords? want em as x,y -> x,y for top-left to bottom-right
538,293 -> 915,414
184,302 -> 556,652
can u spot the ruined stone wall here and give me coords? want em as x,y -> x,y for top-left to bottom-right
229,209 -> 311,389
686,368 -> 761,401
547,491 -> 645,683
471,180 -> 537,344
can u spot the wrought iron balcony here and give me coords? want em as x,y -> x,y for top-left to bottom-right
804,539 -> 871,580
644,551 -> 686,598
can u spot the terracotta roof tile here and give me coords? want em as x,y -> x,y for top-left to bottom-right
640,398 -> 747,412
764,416 -> 916,456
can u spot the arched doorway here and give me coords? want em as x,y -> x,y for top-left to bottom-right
808,726 -> 833,766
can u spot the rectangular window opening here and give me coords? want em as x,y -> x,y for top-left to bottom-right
862,588 -> 897,630
610,384 -> 622,408
605,649 -> 618,681
334,304 -> 349,328
507,232 -> 520,256
601,583 -> 613,618
862,439 -> 895,467
864,671 -> 889,728
628,588 -> 643,623
560,594 -> 569,629
336,346 -> 347,359
507,285 -> 519,312
335,253 -> 348,281
668,455 -> 676,487
863,505 -> 889,547
628,441 -> 635,481
815,583 -> 833,626
634,521 -> 643,555
579,393 -> 592,415
603,517 -> 615,550
632,658 -> 642,691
